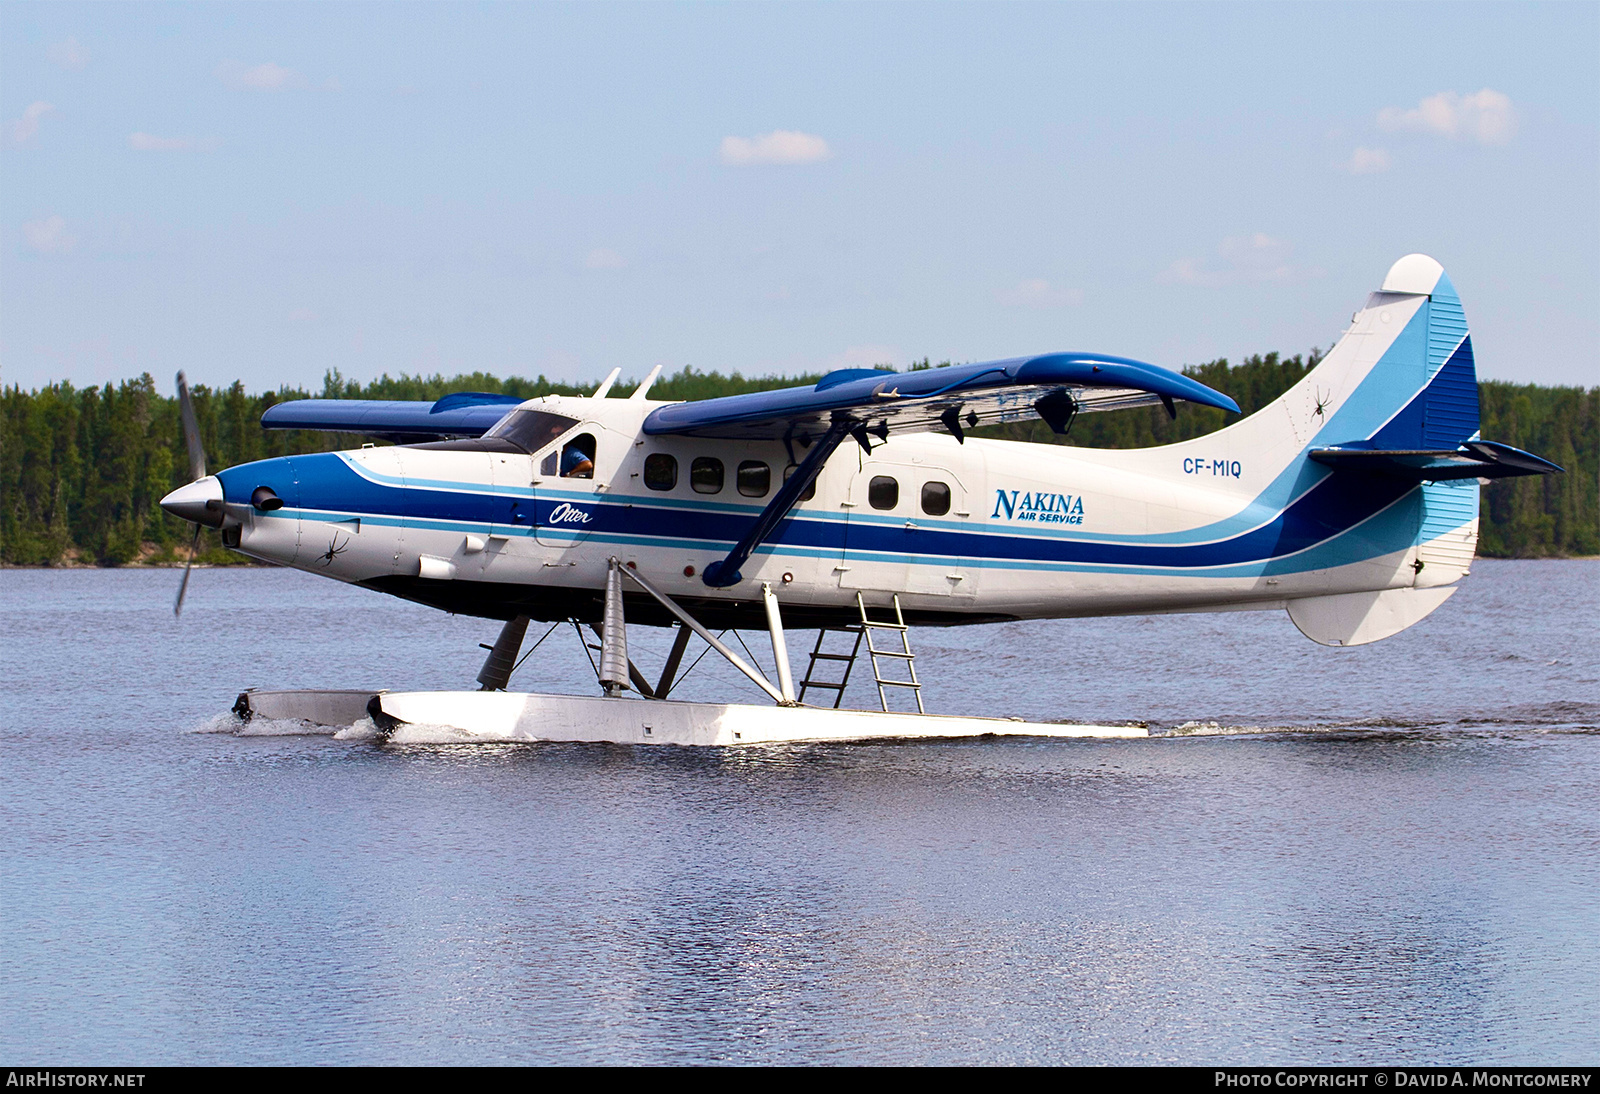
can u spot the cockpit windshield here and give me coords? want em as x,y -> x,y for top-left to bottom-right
482,409 -> 579,453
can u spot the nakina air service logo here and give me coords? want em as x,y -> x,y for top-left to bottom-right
990,489 -> 1084,526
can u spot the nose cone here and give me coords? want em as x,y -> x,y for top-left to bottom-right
161,476 -> 226,527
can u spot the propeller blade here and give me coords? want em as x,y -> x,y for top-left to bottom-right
174,524 -> 201,617
176,371 -> 207,482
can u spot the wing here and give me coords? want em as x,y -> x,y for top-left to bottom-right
643,353 -> 1240,441
259,392 -> 522,441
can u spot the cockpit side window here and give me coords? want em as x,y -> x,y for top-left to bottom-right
483,409 -> 579,454
559,434 -> 596,479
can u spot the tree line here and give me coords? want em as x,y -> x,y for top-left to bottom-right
1,355 -> 1595,565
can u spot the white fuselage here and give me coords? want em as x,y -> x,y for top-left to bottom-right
218,386 -> 1475,626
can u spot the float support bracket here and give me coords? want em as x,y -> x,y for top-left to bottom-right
762,583 -> 796,703
614,560 -> 790,705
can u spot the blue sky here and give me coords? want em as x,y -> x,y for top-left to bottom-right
4,2 -> 1596,394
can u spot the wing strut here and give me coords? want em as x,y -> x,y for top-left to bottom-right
701,416 -> 854,588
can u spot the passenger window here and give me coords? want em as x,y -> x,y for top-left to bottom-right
921,481 -> 951,516
868,475 -> 899,510
737,461 -> 770,498
783,463 -> 817,502
559,433 -> 596,479
644,453 -> 677,491
691,457 -> 724,494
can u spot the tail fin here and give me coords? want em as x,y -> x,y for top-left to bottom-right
1168,255 -> 1528,646
1176,254 -> 1487,470
1363,253 -> 1479,448
1285,253 -> 1479,455
1286,253 -> 1555,476
1281,255 -> 1483,644
1271,255 -> 1554,645
1144,256 -> 1557,646
1306,255 -> 1558,481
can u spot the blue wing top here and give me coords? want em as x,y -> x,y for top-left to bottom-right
260,392 -> 521,438
643,353 -> 1239,440
258,356 -> 1238,442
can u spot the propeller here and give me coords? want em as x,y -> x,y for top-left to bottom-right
178,369 -> 206,482
174,525 -> 202,617
171,371 -> 208,617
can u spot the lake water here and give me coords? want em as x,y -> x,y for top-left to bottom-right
2,561 -> 1596,1064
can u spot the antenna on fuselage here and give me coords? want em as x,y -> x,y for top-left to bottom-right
628,364 -> 663,401
591,367 -> 622,400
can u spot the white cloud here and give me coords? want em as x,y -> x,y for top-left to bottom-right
129,132 -> 195,152
216,60 -> 308,91
47,37 -> 88,71
720,130 -> 832,166
1162,233 -> 1312,288
1162,257 -> 1218,287
1345,146 -> 1391,174
996,278 -> 1084,309
22,215 -> 76,255
9,101 -> 54,145
1217,233 -> 1293,272
1377,89 -> 1516,145
584,248 -> 627,270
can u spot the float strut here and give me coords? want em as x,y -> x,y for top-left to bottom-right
655,624 -> 693,699
613,559 -> 789,705
762,582 -> 796,703
599,561 -> 630,697
589,622 -> 657,698
476,615 -> 530,691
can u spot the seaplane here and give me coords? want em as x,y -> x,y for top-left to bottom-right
163,254 -> 1560,745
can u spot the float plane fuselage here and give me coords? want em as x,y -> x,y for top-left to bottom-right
162,254 -> 1559,650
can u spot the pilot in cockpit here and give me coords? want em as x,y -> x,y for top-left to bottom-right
560,435 -> 595,478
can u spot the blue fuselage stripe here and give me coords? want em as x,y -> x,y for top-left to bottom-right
222,449 -> 1421,573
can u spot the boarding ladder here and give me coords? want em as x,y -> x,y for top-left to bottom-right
796,593 -> 924,713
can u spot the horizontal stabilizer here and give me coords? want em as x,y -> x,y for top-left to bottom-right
260,397 -> 515,439
1309,440 -> 1562,482
643,352 -> 1239,440
1287,586 -> 1458,647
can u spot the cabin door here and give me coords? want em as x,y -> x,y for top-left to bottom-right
840,459 -> 978,598
533,425 -> 600,549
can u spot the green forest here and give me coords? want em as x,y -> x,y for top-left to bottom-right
2,354 -> 1595,566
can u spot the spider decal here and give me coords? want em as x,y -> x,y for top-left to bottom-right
1312,386 -> 1332,418
318,531 -> 350,567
